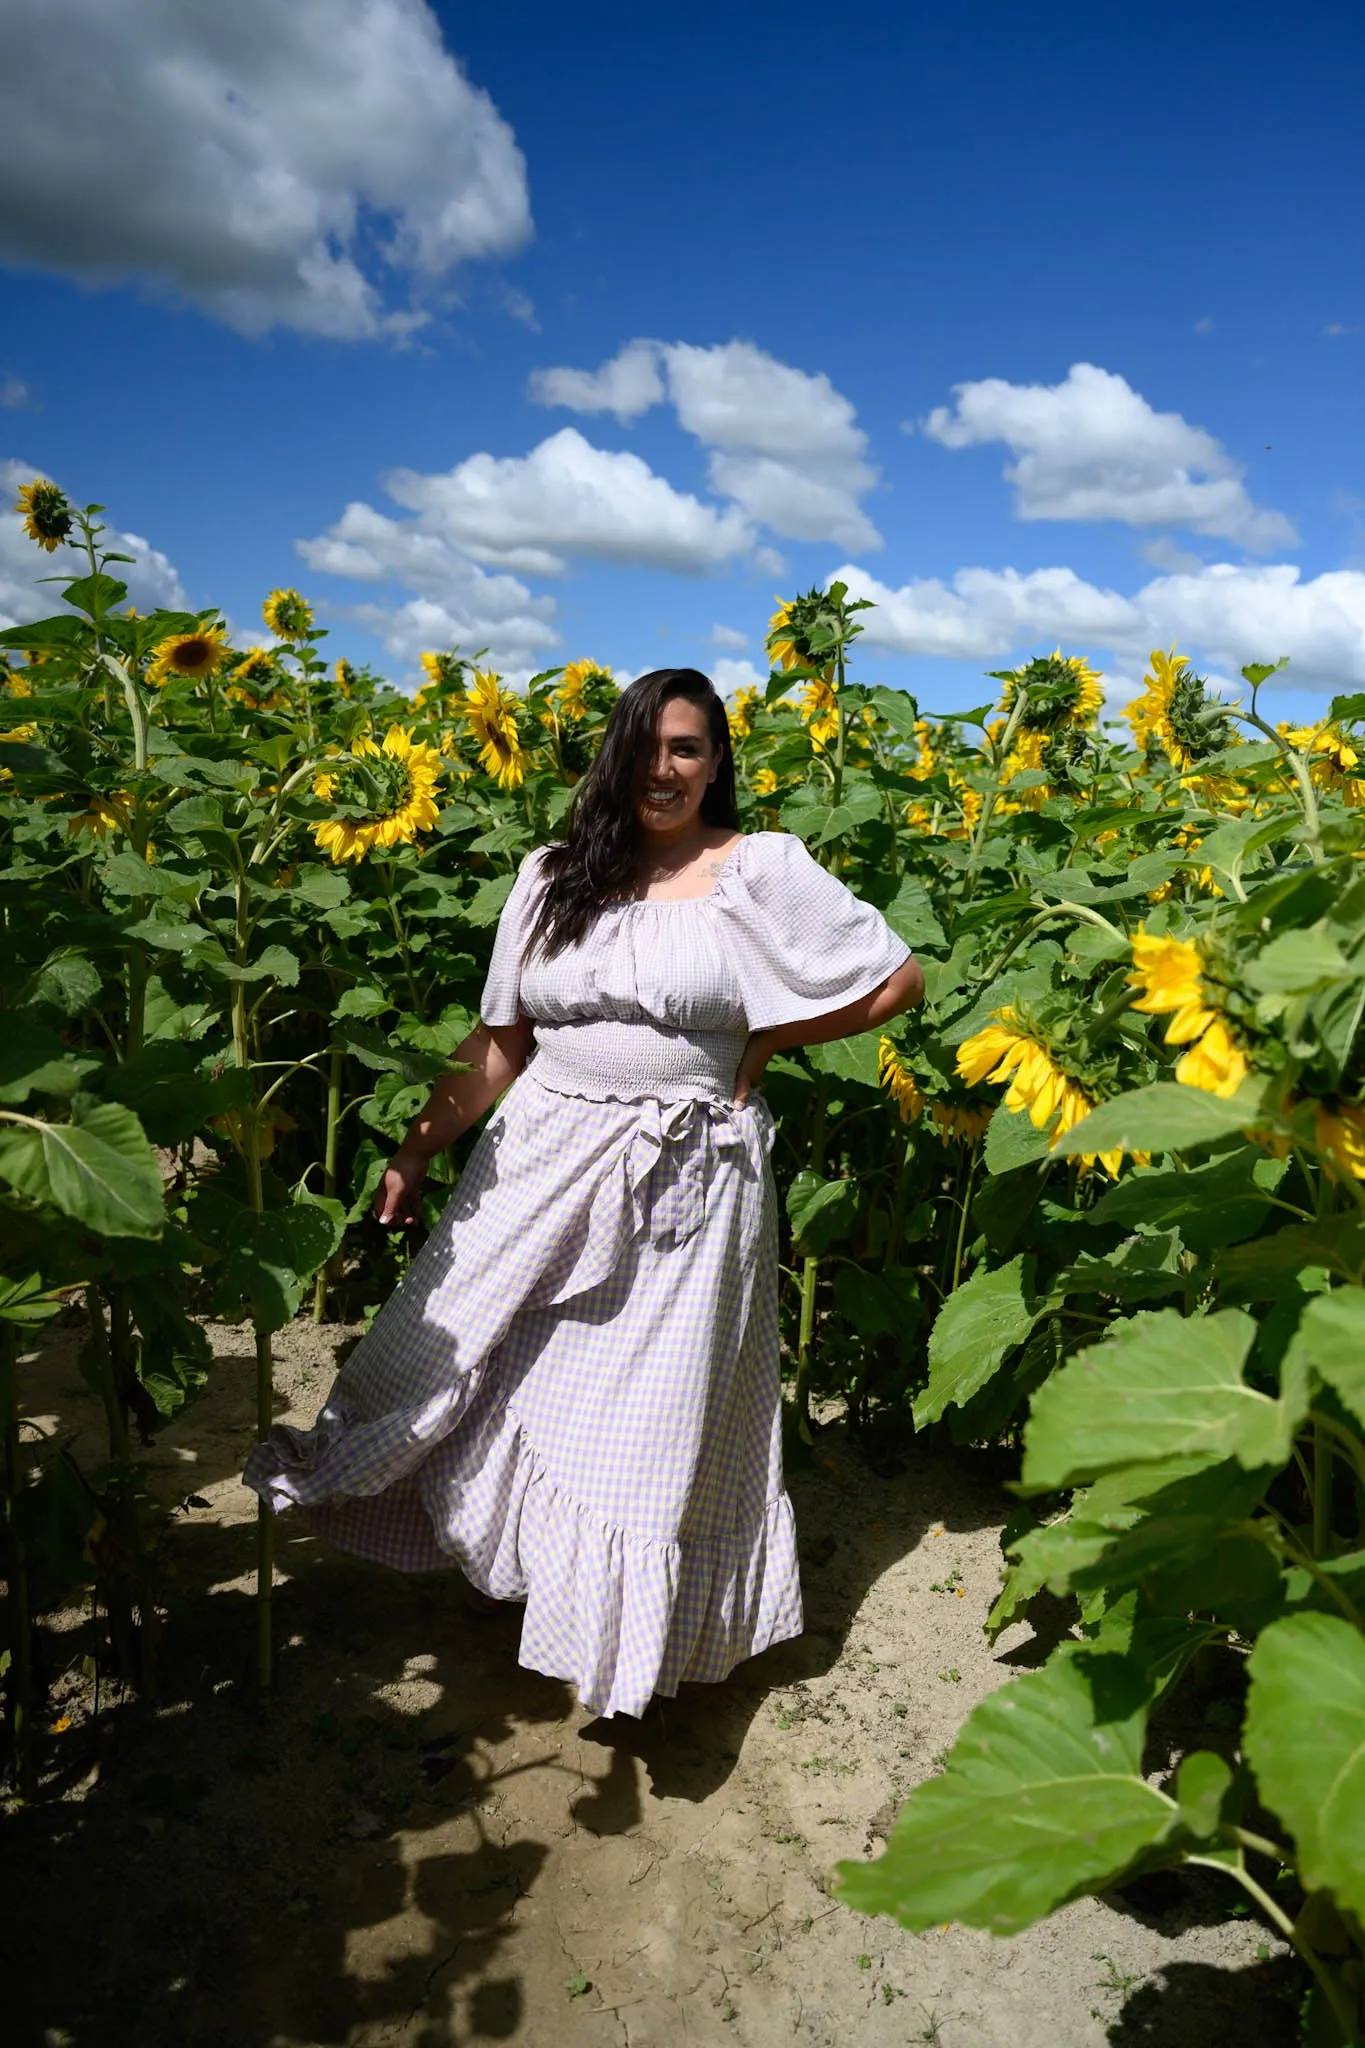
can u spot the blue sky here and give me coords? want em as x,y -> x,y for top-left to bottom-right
1,0 -> 1362,722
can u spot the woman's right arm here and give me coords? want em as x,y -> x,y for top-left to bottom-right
374,1016 -> 535,1226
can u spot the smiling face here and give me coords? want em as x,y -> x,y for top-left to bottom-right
635,693 -> 721,841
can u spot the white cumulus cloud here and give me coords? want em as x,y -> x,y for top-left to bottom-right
308,427 -> 755,580
530,338 -> 881,552
836,554 -> 1365,695
0,0 -> 531,340
710,657 -> 767,698
710,624 -> 749,651
921,362 -> 1294,552
528,340 -> 664,422
0,457 -> 187,630
294,497 -> 558,676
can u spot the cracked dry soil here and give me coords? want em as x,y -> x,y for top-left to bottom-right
6,1317 -> 1297,2048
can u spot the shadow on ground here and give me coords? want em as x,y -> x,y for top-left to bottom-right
2,1314 -> 1303,2048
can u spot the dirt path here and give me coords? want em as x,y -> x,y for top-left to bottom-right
7,1317 -> 1294,2048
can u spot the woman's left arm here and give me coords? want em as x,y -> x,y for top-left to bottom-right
734,957 -> 924,1107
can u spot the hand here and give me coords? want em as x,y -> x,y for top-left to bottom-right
733,1032 -> 775,1109
374,1147 -> 428,1228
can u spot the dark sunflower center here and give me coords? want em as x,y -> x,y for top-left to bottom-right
1041,729 -> 1096,782
1168,672 -> 1233,762
1013,655 -> 1084,732
333,752 -> 413,817
27,483 -> 73,543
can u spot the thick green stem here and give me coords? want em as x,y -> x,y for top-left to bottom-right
830,646 -> 847,811
951,1140 -> 981,1295
312,1044 -> 344,1322
963,686 -> 1030,895
792,1079 -> 830,1443
1,1323 -> 34,1801
1313,1418 -> 1334,1558
795,1256 -> 820,1446
883,1131 -> 916,1270
1190,1855 -> 1358,2043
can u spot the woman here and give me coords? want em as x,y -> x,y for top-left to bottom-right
245,668 -> 923,1719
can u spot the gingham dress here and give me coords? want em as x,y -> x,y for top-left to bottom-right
244,831 -> 910,1718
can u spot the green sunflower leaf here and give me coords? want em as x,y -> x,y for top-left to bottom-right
1244,1613 -> 1365,1924
834,1651 -> 1174,1934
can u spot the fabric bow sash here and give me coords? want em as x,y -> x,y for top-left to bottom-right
539,1096 -> 756,1308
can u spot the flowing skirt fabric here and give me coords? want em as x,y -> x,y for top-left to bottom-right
242,1068 -> 803,1718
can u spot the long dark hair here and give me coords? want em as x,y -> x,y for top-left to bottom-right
528,667 -> 739,956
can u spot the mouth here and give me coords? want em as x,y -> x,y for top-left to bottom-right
642,784 -> 683,811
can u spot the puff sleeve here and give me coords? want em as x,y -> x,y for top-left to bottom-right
717,832 -> 912,1031
479,846 -> 553,1026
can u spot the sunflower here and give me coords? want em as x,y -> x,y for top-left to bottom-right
1126,647 -> 1235,771
461,669 -> 529,790
999,726 -> 1053,810
68,791 -> 133,841
1126,926 -> 1249,1098
929,1101 -> 994,1146
262,588 -> 313,639
1315,1102 -> 1365,1180
414,650 -> 468,711
956,1010 -> 1125,1175
878,1038 -> 925,1123
14,477 -> 73,552
767,590 -> 835,679
225,646 -> 289,710
1283,722 -> 1365,804
800,674 -> 840,750
333,658 -> 360,698
312,726 -> 443,864
752,766 -> 779,797
909,719 -> 937,782
147,622 -> 230,687
554,658 -> 612,724
728,685 -> 761,739
994,650 -> 1104,733
1173,1016 -> 1249,1098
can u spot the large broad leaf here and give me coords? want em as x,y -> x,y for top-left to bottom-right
834,1652 -> 1176,1934
806,1029 -> 882,1087
1244,1613 -> 1365,1924
831,1265 -> 922,1357
983,1103 -> 1053,1175
99,851 -> 207,901
1284,1285 -> 1365,1428
1054,1084 -> 1257,1160
1022,1308 -> 1299,1490
332,1019 -> 454,1086
914,1255 -> 1047,1426
0,1100 -> 165,1238
26,951 -> 102,1018
1216,1214 -> 1365,1295
785,1170 -> 859,1253
0,1016 -> 90,1104
464,872 -> 517,926
1056,1230 -> 1187,1303
1085,1147 -> 1281,1253
780,782 -> 883,847
210,1196 -> 346,1332
190,941 -> 300,987
0,1272 -> 64,1327
878,874 -> 946,951
1244,928 -> 1351,997
100,1045 -> 253,1146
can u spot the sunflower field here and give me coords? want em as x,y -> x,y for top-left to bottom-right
4,480 -> 1365,2037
